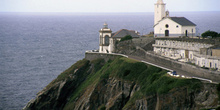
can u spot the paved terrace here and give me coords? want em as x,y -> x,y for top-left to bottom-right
156,37 -> 219,45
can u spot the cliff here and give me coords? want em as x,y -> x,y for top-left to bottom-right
23,57 -> 220,110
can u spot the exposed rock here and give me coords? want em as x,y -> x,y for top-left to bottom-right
73,78 -> 136,110
71,77 -> 219,110
23,59 -> 93,110
195,84 -> 219,108
135,99 -> 148,110
23,58 -> 219,110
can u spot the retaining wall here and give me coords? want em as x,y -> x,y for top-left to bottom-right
135,47 -> 220,82
85,52 -> 127,62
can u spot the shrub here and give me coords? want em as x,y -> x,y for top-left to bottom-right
120,35 -> 133,42
217,83 -> 220,101
201,30 -> 219,38
201,66 -> 209,70
98,105 -> 106,110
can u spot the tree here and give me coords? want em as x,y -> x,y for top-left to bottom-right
201,30 -> 219,38
120,35 -> 133,42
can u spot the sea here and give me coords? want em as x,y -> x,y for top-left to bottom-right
0,12 -> 220,110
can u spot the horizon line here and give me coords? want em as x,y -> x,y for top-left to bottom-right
0,11 -> 220,13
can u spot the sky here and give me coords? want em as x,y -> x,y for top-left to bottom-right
1,0 -> 220,12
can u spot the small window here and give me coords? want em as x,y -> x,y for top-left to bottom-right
165,24 -> 169,28
104,35 -> 109,45
100,35 -> 102,44
176,25 -> 179,28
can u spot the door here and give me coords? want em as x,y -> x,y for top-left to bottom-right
185,30 -> 188,36
185,50 -> 189,58
165,30 -> 169,37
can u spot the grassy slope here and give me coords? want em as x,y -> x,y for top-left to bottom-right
60,57 -> 201,109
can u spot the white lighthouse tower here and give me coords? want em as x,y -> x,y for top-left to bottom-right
154,0 -> 166,25
99,23 -> 113,53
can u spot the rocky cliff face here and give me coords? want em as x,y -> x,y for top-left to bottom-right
23,57 -> 220,110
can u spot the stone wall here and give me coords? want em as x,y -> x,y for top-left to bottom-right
212,49 -> 220,57
156,38 -> 218,44
135,47 -> 220,83
85,52 -> 127,62
132,37 -> 154,47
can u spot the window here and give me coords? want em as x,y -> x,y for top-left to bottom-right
165,24 -> 169,28
100,35 -> 102,44
185,30 -> 188,36
104,35 -> 109,45
176,25 -> 179,28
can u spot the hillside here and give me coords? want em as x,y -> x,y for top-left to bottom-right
23,57 -> 220,110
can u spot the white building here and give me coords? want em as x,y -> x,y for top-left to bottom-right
153,39 -> 213,60
99,23 -> 140,53
99,23 -> 114,53
194,47 -> 220,70
153,39 -> 220,70
154,0 -> 196,37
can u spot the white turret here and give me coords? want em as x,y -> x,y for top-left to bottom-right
154,0 -> 166,25
165,10 -> 170,17
157,0 -> 164,4
99,23 -> 113,53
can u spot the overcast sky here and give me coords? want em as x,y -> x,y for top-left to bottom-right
1,0 -> 220,12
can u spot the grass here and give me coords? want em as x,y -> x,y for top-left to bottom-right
120,35 -> 133,42
54,57 -> 202,109
96,57 -> 201,109
98,105 -> 106,110
218,83 -> 220,101
63,59 -> 111,109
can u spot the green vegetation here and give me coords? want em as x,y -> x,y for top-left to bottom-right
98,105 -> 106,110
217,83 -> 220,101
120,35 -> 133,42
187,62 -> 196,66
201,66 -> 209,70
143,31 -> 154,37
59,57 -> 201,109
63,58 -> 106,109
201,30 -> 220,38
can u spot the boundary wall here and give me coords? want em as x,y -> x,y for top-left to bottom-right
135,46 -> 220,82
85,51 -> 128,62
